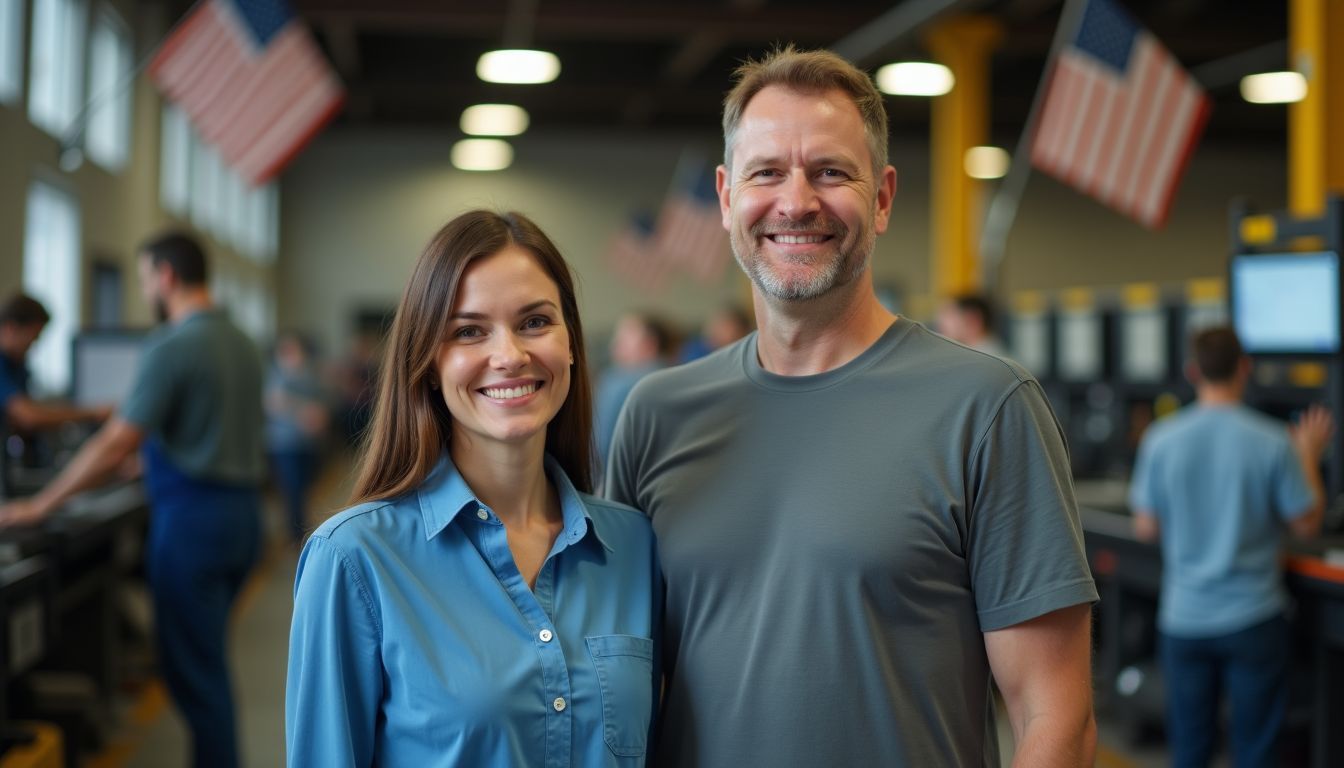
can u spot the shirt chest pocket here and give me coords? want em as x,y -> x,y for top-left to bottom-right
585,634 -> 654,758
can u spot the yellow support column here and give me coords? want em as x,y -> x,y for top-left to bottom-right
1327,0 -> 1344,197
925,16 -> 1002,298
1289,0 -> 1343,217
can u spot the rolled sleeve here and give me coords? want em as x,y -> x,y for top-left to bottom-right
286,536 -> 383,767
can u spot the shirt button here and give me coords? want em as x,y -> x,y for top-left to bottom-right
538,629 -> 553,643
553,697 -> 566,712
476,508 -> 489,520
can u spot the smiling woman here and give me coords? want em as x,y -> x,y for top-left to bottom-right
286,210 -> 662,768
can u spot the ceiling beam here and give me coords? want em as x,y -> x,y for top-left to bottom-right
293,1 -> 883,42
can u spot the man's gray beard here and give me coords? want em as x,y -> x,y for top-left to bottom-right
732,223 -> 875,302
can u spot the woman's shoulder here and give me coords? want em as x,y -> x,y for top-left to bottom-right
307,498 -> 412,547
577,493 -> 653,541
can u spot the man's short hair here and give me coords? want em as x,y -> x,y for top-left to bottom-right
1192,327 -> 1244,383
722,45 -> 889,177
951,293 -> 995,333
140,231 -> 209,286
0,294 -> 51,327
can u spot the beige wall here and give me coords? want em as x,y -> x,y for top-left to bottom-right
279,130 -> 754,356
999,142 -> 1288,298
279,129 -> 1285,353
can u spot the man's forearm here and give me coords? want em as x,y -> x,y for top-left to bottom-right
1010,710 -> 1097,768
32,425 -> 137,515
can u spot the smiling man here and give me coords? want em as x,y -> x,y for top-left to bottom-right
605,46 -> 1098,767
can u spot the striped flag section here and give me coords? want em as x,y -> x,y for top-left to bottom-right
607,212 -> 674,294
1031,0 -> 1210,229
150,0 -> 344,186
652,173 -> 730,284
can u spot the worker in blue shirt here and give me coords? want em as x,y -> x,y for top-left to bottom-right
0,293 -> 111,432
286,210 -> 661,767
1,234 -> 265,768
1130,327 -> 1333,767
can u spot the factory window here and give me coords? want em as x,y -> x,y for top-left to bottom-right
28,0 -> 86,138
159,104 -> 191,214
22,180 -> 81,395
0,0 -> 23,105
190,137 -> 225,234
85,4 -> 131,171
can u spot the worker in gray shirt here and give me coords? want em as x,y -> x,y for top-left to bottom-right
0,233 -> 264,768
606,46 -> 1098,766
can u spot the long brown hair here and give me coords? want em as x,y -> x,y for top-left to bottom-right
348,210 -> 595,504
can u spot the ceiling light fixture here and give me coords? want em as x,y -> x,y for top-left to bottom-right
461,104 -> 530,136
876,62 -> 954,96
477,49 -> 560,84
964,146 -> 1010,179
1239,71 -> 1307,104
452,139 -> 514,171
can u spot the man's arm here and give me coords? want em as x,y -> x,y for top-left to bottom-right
0,416 -> 143,527
1287,404 -> 1334,539
985,603 -> 1096,768
6,396 -> 112,432
1132,510 -> 1159,542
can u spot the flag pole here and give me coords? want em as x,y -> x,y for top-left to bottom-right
978,0 -> 1090,294
57,0 -> 209,171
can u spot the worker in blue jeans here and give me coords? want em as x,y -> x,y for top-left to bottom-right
1130,327 -> 1333,767
0,232 -> 265,768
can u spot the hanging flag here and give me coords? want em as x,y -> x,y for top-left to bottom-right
1030,0 -> 1210,229
651,163 -> 731,283
149,0 -> 345,186
606,212 -> 673,294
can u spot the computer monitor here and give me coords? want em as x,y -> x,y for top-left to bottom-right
1120,308 -> 1167,383
1231,251 -> 1340,354
1057,309 -> 1104,382
70,330 -> 147,406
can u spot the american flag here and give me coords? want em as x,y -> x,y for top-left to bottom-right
150,0 -> 344,186
606,212 -> 673,294
651,165 -> 730,283
1030,0 -> 1210,229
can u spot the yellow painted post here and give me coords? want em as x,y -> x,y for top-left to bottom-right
924,16 -> 1003,299
1326,0 -> 1344,196
1289,0 -> 1327,217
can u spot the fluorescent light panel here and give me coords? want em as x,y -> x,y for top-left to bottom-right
452,139 -> 513,171
477,49 -> 560,84
876,62 -> 954,96
461,104 -> 529,136
964,146 -> 1010,179
1240,71 -> 1307,104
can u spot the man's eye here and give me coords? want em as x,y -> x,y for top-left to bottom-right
821,168 -> 848,178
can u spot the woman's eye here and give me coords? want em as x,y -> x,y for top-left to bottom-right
453,326 -> 483,339
522,315 -> 551,331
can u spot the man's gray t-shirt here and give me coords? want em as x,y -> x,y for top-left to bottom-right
121,308 -> 265,485
606,318 -> 1097,767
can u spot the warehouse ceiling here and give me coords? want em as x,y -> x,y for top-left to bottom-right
276,0 -> 1290,145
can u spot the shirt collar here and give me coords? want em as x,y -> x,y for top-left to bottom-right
417,454 -> 612,553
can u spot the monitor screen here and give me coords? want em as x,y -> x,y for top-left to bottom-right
1231,251 -> 1340,354
1121,308 -> 1167,382
1009,312 -> 1050,376
1057,309 -> 1103,382
70,331 -> 146,406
